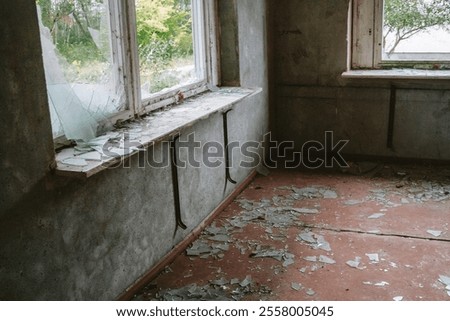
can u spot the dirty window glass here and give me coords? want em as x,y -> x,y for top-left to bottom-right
136,0 -> 204,100
37,0 -> 126,141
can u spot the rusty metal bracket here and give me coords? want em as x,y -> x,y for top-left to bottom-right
387,85 -> 397,149
223,109 -> 237,185
171,134 -> 187,234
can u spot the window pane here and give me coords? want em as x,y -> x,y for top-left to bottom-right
383,0 -> 450,60
37,0 -> 126,141
136,0 -> 203,99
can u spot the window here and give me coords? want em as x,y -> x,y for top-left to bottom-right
136,0 -> 206,104
351,0 -> 450,69
36,0 -> 214,143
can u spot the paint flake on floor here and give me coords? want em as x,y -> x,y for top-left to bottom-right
296,232 -> 332,252
368,213 -> 385,219
318,255 -> 336,265
427,230 -> 443,237
291,282 -> 303,291
366,253 -> 380,263
346,257 -> 363,269
134,165 -> 450,301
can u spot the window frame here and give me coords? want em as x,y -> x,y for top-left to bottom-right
350,0 -> 450,70
47,0 -> 218,147
133,0 -> 217,114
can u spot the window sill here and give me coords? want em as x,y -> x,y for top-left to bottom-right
342,69 -> 450,80
55,87 -> 261,179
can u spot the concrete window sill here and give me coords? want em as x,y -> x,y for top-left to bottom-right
55,87 -> 261,179
342,69 -> 450,80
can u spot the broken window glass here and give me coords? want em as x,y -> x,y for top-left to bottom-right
37,0 -> 126,141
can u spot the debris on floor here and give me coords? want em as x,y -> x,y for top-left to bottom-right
278,186 -> 338,200
438,275 -> 450,297
306,289 -> 316,296
344,200 -> 364,206
346,257 -> 363,269
134,165 -> 450,301
304,256 -> 318,262
138,274 -> 274,301
158,283 -> 230,301
362,281 -> 390,287
250,247 -> 295,268
290,208 -> 320,215
297,231 -> 332,252
368,213 -> 385,219
427,230 -> 443,237
186,238 -> 229,259
288,282 -> 316,297
365,253 -> 380,263
157,276 -> 261,301
318,255 -> 336,265
291,282 -> 303,291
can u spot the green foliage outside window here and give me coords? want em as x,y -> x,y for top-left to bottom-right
384,0 -> 450,53
36,0 -> 194,90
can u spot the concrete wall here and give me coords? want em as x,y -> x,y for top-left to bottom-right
0,0 -> 269,300
270,0 -> 450,161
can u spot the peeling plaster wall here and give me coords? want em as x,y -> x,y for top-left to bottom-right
0,1 -> 54,215
270,0 -> 450,161
0,0 -> 268,300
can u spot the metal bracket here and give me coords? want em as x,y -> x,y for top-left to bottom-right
223,109 -> 237,186
170,134 -> 187,234
387,85 -> 397,150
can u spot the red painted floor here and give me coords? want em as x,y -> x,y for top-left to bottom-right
134,163 -> 450,301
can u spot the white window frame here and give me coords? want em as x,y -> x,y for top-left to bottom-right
102,0 -> 134,125
123,0 -> 218,114
351,0 -> 450,70
132,0 -> 217,114
48,0 -> 217,147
